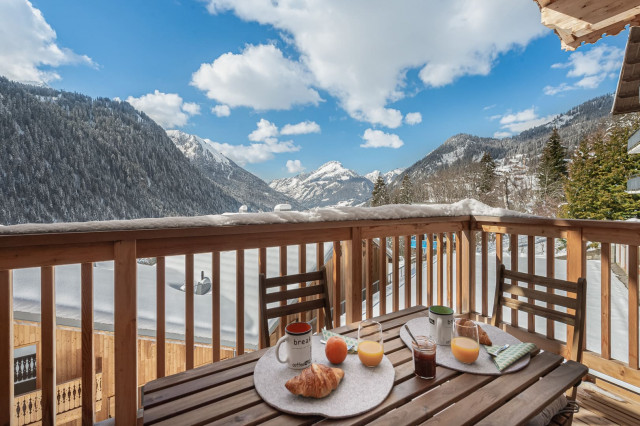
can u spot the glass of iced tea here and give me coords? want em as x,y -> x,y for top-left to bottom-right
451,319 -> 479,364
358,319 -> 383,367
412,336 -> 436,379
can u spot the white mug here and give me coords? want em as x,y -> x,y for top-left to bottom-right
275,322 -> 312,369
428,305 -> 454,345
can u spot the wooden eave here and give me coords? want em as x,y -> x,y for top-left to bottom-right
613,26 -> 640,114
534,0 -> 640,50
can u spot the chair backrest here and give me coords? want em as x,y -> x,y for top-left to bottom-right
491,264 -> 587,362
259,266 -> 333,347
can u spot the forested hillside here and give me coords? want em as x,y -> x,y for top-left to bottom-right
0,78 -> 239,224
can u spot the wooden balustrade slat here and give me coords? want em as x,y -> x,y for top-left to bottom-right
279,246 -> 287,336
258,248 -> 267,348
114,240 -> 138,424
601,242 -> 611,359
427,233 -> 434,307
347,227 -> 363,323
461,230 -> 475,313
157,256 -> 166,376
264,285 -> 328,304
501,284 -> 577,309
528,235 -> 535,333
332,241 -> 341,327
81,262 -> 95,425
393,236 -> 400,312
265,299 -> 328,319
565,229 -> 585,356
298,244 -> 306,324
366,239 -> 374,319
316,242 -> 325,333
502,297 -> 576,326
504,269 -> 578,292
437,233 -> 443,306
629,245 -> 639,369
185,253 -> 194,369
0,269 -> 13,426
447,232 -> 453,308
212,251 -> 221,361
456,231 -> 462,314
379,237 -> 387,316
546,237 -> 555,340
417,234 -> 423,307
236,250 -> 245,356
41,265 -> 56,425
261,270 -> 324,288
510,234 -> 519,327
481,232 -> 488,317
405,235 -> 412,309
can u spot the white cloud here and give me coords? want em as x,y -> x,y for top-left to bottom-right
205,0 -> 545,128
248,118 -> 279,142
404,112 -> 422,125
286,159 -> 305,173
494,107 -> 556,134
281,120 -> 321,135
208,138 -> 300,166
493,131 -> 512,138
483,104 -> 497,111
126,90 -> 200,128
546,44 -> 623,95
360,129 -> 404,149
0,0 -> 94,83
211,104 -> 231,117
191,44 -> 321,110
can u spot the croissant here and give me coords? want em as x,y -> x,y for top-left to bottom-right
285,363 -> 344,398
458,319 -> 492,346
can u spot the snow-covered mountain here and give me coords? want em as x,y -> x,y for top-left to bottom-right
167,130 -> 301,212
270,161 -> 374,208
365,168 -> 403,184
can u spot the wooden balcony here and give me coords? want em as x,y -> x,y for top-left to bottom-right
1,205 -> 639,424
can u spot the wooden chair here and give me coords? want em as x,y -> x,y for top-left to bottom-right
259,266 -> 333,347
492,264 -> 587,424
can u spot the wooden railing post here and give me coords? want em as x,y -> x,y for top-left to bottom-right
566,229 -> 585,359
629,245 -> 638,369
185,253 -> 194,369
156,256 -> 166,376
41,266 -> 56,425
114,240 -> 137,425
346,227 -> 363,324
212,251 -> 221,360
332,241 -> 341,327
236,249 -> 245,356
461,226 -> 475,314
81,262 -> 95,425
258,248 -> 267,348
0,269 -> 13,426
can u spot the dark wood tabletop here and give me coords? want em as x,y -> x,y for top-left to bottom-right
141,306 -> 588,425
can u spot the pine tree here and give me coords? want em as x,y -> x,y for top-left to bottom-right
537,128 -> 567,213
371,176 -> 390,207
478,152 -> 496,197
398,174 -> 413,204
562,121 -> 640,220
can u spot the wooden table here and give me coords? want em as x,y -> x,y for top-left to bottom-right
141,306 -> 588,425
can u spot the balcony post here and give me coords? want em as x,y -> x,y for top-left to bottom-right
566,229 -> 585,359
114,240 -> 137,425
346,227 -> 363,324
0,270 -> 13,426
41,266 -> 56,425
461,225 -> 475,314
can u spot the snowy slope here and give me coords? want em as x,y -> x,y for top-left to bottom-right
167,130 -> 301,212
269,161 -> 374,208
365,168 -> 404,184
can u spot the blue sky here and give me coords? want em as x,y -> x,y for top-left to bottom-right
0,0 -> 628,181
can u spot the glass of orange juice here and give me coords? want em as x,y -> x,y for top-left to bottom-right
451,319 -> 480,364
357,319 -> 383,367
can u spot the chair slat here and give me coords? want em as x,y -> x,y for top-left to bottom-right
263,270 -> 324,288
265,298 -> 327,320
264,285 -> 327,304
502,297 -> 576,326
504,269 -> 578,293
502,284 -> 577,310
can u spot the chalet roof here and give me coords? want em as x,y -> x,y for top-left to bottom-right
534,0 -> 640,50
613,26 -> 640,115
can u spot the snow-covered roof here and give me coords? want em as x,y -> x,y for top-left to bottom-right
0,199 -> 531,236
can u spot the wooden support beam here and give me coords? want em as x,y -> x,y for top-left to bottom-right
427,233 -> 434,307
156,257 -> 166,377
114,240 -> 137,425
332,241 -> 341,327
236,249 -> 245,356
566,229 -> 585,360
456,231 -> 462,314
279,246 -> 287,336
629,245 -> 638,369
41,266 -> 56,425
546,237 -> 555,340
0,270 -> 13,426
346,227 -> 362,324
461,228 -> 475,314
316,243 -> 325,332
298,244 -> 307,323
447,232 -> 453,308
601,242 -> 611,359
437,233 -> 443,306
528,235 -> 535,333
379,237 -> 387,316
212,251 -> 221,361
366,238 -> 373,319
185,253 -> 194,369
510,234 -> 519,327
481,232 -> 488,317
405,235 -> 412,309
416,234 -> 423,306
393,236 -> 400,312
81,263 -> 95,425
258,248 -> 267,348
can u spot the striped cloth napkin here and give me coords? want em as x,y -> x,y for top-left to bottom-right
322,329 -> 358,353
485,342 -> 536,371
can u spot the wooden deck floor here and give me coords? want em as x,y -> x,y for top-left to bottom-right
574,382 -> 640,425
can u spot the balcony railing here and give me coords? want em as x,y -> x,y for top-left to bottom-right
1,206 -> 639,424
